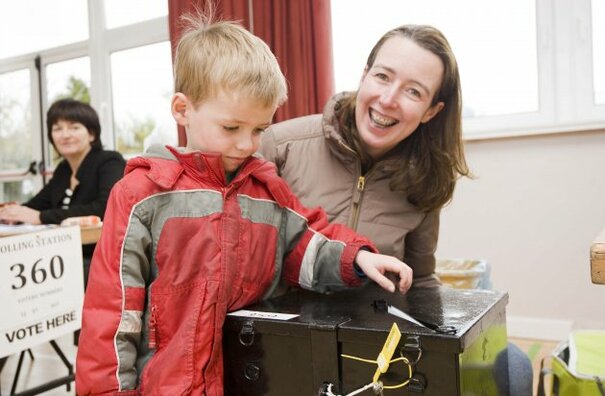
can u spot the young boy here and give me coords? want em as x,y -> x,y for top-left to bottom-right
75,17 -> 412,395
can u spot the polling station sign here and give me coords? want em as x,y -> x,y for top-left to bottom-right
0,226 -> 84,358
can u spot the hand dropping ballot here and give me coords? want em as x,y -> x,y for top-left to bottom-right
0,226 -> 84,357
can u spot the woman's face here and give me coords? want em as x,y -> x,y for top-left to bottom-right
355,35 -> 445,159
51,119 -> 94,159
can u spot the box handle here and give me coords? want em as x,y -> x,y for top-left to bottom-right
401,336 -> 422,366
239,320 -> 255,346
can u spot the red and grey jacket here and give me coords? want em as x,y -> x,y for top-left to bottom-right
75,145 -> 375,395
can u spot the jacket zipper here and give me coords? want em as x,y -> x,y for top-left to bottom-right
148,304 -> 158,349
349,175 -> 366,230
334,140 -> 371,231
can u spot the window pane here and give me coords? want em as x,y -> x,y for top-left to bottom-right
111,42 -> 176,156
0,1 -> 87,59
593,0 -> 605,104
331,0 -> 538,117
0,69 -> 36,203
1,180 -> 35,204
0,69 -> 33,171
104,0 -> 168,29
46,57 -> 91,104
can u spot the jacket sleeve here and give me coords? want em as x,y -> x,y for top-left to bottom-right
404,209 -> 440,281
23,178 -> 54,212
76,180 -> 150,395
38,152 -> 125,224
23,160 -> 70,212
264,173 -> 376,293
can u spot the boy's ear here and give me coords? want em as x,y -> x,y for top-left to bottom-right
171,93 -> 189,127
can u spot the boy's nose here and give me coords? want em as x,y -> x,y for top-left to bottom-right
235,134 -> 255,152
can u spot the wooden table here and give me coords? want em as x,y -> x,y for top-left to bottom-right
591,226 -> 605,284
0,224 -> 102,245
80,224 -> 102,245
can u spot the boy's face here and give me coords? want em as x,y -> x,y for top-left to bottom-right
173,90 -> 276,173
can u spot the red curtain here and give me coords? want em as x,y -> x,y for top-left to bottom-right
168,0 -> 334,145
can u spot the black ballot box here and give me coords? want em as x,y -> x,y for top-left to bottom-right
223,283 -> 509,395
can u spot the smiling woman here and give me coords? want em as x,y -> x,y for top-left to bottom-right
11,99 -> 126,226
260,22 -> 534,395
260,24 -> 466,284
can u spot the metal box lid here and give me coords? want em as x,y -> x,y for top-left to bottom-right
226,283 -> 508,353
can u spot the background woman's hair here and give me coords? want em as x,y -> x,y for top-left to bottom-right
47,98 -> 102,150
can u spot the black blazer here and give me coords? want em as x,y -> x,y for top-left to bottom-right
25,148 -> 125,225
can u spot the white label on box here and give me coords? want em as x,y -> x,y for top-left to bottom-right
228,309 -> 299,321
0,226 -> 84,358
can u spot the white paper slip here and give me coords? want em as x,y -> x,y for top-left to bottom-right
228,309 -> 299,321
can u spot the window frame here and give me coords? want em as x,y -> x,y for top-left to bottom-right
0,0 -> 169,172
460,0 -> 605,139
330,0 -> 605,140
0,59 -> 43,189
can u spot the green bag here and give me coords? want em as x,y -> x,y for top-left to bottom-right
538,331 -> 605,396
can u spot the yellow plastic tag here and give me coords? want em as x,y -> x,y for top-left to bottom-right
373,323 -> 402,383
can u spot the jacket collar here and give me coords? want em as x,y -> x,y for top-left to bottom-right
321,92 -> 355,162
127,144 -> 264,189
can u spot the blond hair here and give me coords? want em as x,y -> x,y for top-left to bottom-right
174,14 -> 288,108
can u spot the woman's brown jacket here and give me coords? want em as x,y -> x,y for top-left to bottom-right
260,93 -> 441,287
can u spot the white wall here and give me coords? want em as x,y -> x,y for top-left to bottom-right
437,128 -> 605,340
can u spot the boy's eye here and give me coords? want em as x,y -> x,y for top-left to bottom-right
374,73 -> 389,81
223,126 -> 239,131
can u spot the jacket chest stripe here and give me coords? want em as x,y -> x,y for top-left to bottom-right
237,195 -> 282,228
123,190 -> 224,283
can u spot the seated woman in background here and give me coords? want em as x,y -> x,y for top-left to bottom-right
0,98 -> 125,284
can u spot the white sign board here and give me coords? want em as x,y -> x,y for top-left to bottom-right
0,226 -> 84,358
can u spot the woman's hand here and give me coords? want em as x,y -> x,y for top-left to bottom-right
0,204 -> 42,225
354,250 -> 413,294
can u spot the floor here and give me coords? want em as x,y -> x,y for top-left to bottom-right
0,335 -> 76,396
510,337 -> 560,395
1,335 -> 559,396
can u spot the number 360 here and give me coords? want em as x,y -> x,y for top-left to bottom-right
10,256 -> 64,290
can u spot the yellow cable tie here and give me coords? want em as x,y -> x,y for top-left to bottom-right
340,354 -> 377,365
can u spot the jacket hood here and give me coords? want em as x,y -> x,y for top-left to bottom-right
322,92 -> 353,147
124,144 -> 183,190
125,144 -> 268,190
321,92 -> 360,166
